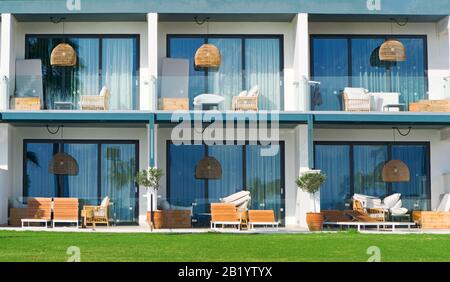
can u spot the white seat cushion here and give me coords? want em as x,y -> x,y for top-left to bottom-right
344,87 -> 369,100
390,207 -> 408,216
193,94 -> 225,105
221,191 -> 250,203
391,199 -> 402,210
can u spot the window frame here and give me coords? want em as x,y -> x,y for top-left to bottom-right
166,34 -> 285,110
25,34 -> 140,110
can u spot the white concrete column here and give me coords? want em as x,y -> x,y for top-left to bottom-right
436,16 -> 450,99
147,13 -> 158,111
293,124 -> 319,228
1,13 -> 17,110
292,13 -> 309,111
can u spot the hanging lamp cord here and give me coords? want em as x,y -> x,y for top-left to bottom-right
392,127 -> 412,141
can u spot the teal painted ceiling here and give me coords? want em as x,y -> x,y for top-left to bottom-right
0,0 -> 449,16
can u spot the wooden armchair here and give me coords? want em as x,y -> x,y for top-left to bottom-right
353,199 -> 386,222
80,86 -> 110,110
232,86 -> 260,111
81,196 -> 110,228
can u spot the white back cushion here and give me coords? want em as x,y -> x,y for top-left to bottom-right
344,87 -> 369,99
383,193 -> 401,208
247,85 -> 259,97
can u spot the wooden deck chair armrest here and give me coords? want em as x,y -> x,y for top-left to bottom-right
236,96 -> 257,102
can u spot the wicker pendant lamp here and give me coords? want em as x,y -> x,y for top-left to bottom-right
50,17 -> 77,67
195,156 -> 222,180
379,18 -> 407,62
194,17 -> 221,69
48,125 -> 79,175
382,127 -> 411,183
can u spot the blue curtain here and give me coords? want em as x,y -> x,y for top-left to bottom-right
245,38 -> 281,110
101,144 -> 137,224
390,38 -> 427,107
207,38 -> 243,110
63,144 -> 98,206
26,36 -> 137,110
25,143 -> 57,197
102,38 -> 137,110
169,37 -> 206,109
311,38 -> 349,111
392,145 -> 429,210
168,144 -> 206,207
315,145 -> 351,210
351,38 -> 389,92
246,145 -> 282,221
208,145 -> 243,201
353,145 -> 389,197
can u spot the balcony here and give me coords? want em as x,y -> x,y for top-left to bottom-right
154,68 -> 284,112
300,75 -> 450,113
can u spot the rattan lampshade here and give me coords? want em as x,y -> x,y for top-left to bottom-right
50,43 -> 77,67
379,39 -> 406,62
382,160 -> 410,182
194,44 -> 221,68
195,156 -> 222,179
49,152 -> 79,175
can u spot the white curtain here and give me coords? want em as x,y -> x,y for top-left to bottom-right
102,39 -> 135,110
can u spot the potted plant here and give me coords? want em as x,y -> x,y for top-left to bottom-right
296,171 -> 327,231
135,167 -> 163,228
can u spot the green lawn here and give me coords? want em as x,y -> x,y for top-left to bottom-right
1,230 -> 450,262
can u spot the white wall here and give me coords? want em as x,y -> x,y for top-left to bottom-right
309,21 -> 450,100
9,125 -> 150,225
315,128 -> 450,210
156,126 -> 305,227
13,21 -> 150,110
0,124 -> 12,225
158,21 -> 297,111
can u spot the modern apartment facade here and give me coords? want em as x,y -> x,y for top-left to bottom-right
0,0 -> 449,228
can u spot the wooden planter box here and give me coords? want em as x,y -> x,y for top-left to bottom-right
147,210 -> 191,229
9,208 -> 28,227
159,98 -> 189,111
10,97 -> 41,110
412,211 -> 450,229
409,100 -> 450,112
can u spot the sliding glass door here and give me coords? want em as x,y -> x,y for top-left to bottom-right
24,140 -> 139,224
168,143 -> 284,227
26,35 -> 138,110
168,35 -> 283,110
314,142 -> 430,211
311,36 -> 427,110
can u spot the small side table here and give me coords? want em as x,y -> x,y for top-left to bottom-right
383,103 -> 406,112
54,101 -> 74,110
390,213 -> 411,222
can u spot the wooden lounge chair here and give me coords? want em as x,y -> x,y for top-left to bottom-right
248,210 -> 279,230
353,199 -> 386,222
80,86 -> 110,110
321,210 -> 354,223
81,196 -> 110,228
53,198 -> 79,228
21,198 -> 52,228
210,203 -> 241,230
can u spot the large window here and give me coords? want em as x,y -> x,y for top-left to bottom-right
26,35 -> 139,110
167,142 -> 284,226
314,142 -> 430,211
24,140 -> 139,224
167,35 -> 283,110
311,35 -> 427,111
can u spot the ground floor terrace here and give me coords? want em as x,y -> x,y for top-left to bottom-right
1,111 -> 450,230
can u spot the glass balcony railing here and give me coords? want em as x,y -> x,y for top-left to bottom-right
154,72 -> 284,111
298,75 -> 450,112
4,74 -> 140,111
